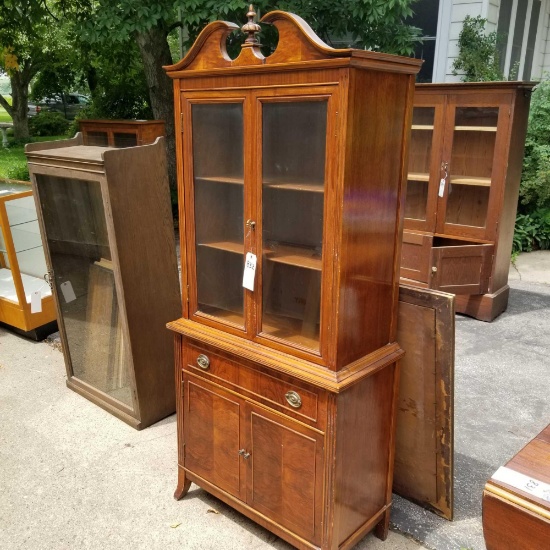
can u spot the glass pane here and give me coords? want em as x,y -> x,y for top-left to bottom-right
406,107 -> 435,221
113,132 -> 138,148
446,107 -> 498,228
192,103 -> 244,326
35,175 -> 133,408
261,101 -> 327,351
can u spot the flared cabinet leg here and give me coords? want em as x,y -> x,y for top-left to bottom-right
174,465 -> 192,500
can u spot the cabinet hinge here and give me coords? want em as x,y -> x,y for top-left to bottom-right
186,284 -> 190,303
180,112 -> 184,131
335,111 -> 338,137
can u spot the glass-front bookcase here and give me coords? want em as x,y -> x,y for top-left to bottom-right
0,181 -> 56,338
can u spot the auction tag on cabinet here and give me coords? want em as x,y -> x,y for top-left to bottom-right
492,466 -> 550,502
60,280 -> 77,303
30,290 -> 42,313
242,252 -> 257,291
438,178 -> 446,197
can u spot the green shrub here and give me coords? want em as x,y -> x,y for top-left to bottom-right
520,80 -> 550,211
4,159 -> 30,182
513,209 -> 550,254
452,16 -> 503,82
29,111 -> 71,137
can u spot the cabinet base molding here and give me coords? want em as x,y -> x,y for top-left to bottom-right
66,378 -> 143,430
454,285 -> 509,322
174,465 -> 391,550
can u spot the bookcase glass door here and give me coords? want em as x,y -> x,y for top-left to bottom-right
261,100 -> 327,351
192,102 -> 245,327
406,107 -> 435,222
445,106 -> 499,229
35,175 -> 133,409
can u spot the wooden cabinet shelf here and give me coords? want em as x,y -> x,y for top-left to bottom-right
454,125 -> 497,132
198,240 -> 244,254
195,176 -> 244,185
264,180 -> 324,193
408,172 -> 430,182
265,243 -> 322,271
402,82 -> 533,321
412,124 -> 434,130
450,176 -> 492,187
166,8 -> 420,550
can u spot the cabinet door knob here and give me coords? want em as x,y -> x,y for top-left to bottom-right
196,354 -> 210,370
431,266 -> 438,274
238,449 -> 251,459
285,390 -> 302,409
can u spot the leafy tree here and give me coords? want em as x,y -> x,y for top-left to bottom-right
452,16 -> 503,82
73,0 -> 420,193
0,2 -> 58,139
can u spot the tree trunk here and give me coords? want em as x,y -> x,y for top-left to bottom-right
3,67 -> 32,140
135,24 -> 177,199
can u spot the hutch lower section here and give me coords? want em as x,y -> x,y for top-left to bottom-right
172,333 -> 401,550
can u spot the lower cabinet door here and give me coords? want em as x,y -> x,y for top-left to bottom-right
245,403 -> 324,545
183,373 -> 245,500
431,241 -> 493,294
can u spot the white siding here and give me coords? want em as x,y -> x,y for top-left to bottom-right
444,0 -> 485,81
535,1 -> 550,78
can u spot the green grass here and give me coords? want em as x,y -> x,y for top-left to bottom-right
0,135 -> 66,180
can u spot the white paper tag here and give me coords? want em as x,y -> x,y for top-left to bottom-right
242,252 -> 257,291
438,178 -> 446,197
30,290 -> 42,313
60,280 -> 77,303
492,466 -> 550,502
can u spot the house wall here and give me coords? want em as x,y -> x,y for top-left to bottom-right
433,0 -> 550,82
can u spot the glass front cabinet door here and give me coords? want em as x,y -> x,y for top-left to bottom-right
184,88 -> 338,360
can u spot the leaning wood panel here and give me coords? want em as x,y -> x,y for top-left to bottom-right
394,285 -> 455,519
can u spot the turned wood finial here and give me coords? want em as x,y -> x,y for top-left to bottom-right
241,4 -> 261,47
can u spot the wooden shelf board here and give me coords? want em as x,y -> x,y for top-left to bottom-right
198,304 -> 245,326
195,176 -> 244,185
408,173 -> 430,182
411,125 -> 434,130
264,181 -> 324,193
454,125 -> 497,132
265,244 -> 322,271
262,313 -> 320,350
451,176 -> 492,187
198,241 -> 244,254
198,241 -> 322,271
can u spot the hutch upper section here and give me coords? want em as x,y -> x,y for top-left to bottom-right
165,10 -> 421,373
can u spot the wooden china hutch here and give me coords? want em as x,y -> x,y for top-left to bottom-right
166,7 -> 421,549
400,82 -> 533,321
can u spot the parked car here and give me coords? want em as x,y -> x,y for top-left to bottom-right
38,93 -> 89,119
28,102 -> 41,117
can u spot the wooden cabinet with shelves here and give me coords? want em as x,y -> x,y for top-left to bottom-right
401,82 -> 533,321
166,7 -> 420,549
0,181 -> 56,338
78,119 -> 165,148
25,134 -> 180,429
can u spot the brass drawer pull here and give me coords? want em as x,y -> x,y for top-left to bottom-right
285,390 -> 302,409
196,354 -> 210,370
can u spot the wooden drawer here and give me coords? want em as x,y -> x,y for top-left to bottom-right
184,343 -> 323,427
401,231 -> 493,295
